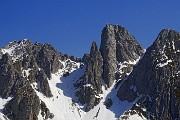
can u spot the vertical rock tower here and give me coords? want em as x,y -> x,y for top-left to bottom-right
100,24 -> 144,87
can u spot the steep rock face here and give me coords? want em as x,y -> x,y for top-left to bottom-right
117,29 -> 180,119
76,24 -> 144,112
0,40 -> 70,119
3,85 -> 39,120
3,85 -> 53,120
0,53 -> 27,98
75,42 -> 103,112
33,42 -> 64,79
36,70 -> 53,97
0,40 -> 55,98
100,24 -> 144,87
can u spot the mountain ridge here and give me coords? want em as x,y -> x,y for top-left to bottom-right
0,24 -> 179,120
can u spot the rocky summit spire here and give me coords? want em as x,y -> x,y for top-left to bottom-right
75,41 -> 103,112
117,29 -> 180,120
100,24 -> 144,87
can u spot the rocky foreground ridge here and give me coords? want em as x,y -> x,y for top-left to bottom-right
0,24 -> 179,120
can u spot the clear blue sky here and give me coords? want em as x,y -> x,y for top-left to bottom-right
1,0 -> 180,57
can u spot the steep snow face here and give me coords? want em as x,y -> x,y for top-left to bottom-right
81,82 -> 136,120
31,57 -> 143,120
32,60 -> 86,120
0,52 -> 144,120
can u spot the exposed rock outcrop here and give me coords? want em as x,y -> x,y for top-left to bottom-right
36,70 -> 53,97
3,85 -> 38,120
75,42 -> 103,111
3,85 -> 53,120
0,40 -> 56,98
0,40 -> 67,119
33,42 -> 64,79
100,24 -> 144,87
0,53 -> 27,98
117,29 -> 180,119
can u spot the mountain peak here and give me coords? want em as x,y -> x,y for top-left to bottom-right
151,28 -> 180,52
105,23 -> 124,28
1,25 -> 180,120
104,24 -> 127,35
117,28 -> 180,120
100,24 -> 144,87
90,41 -> 98,54
157,28 -> 179,40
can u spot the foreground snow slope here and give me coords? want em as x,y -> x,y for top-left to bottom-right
0,59 -> 145,120
32,59 -> 145,120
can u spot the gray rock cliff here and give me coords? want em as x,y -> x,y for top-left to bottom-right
117,29 -> 180,120
75,24 -> 144,112
100,24 -> 144,87
75,41 -> 103,112
0,40 -> 68,119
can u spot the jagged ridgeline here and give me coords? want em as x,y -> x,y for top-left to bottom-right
0,40 -> 81,120
0,24 -> 179,120
75,24 -> 144,112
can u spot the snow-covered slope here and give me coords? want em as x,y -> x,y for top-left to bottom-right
30,58 -> 144,120
31,60 -> 85,120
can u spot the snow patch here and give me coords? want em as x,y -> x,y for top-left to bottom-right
83,84 -> 94,89
128,57 -> 141,65
1,40 -> 29,62
157,59 -> 172,67
1,44 -> 18,56
119,103 -> 147,120
0,97 -> 12,112
156,40 -> 176,68
0,97 -> 12,120
0,113 -> 9,120
120,113 -> 146,120
22,68 -> 32,78
117,56 -> 141,80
